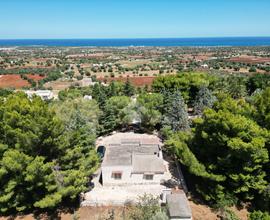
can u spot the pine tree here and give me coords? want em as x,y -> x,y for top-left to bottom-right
0,93 -> 99,214
92,83 -> 107,110
123,78 -> 135,97
109,81 -> 117,97
162,91 -> 189,131
102,96 -> 132,132
194,87 -> 216,115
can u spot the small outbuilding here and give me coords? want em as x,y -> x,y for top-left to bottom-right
167,193 -> 192,220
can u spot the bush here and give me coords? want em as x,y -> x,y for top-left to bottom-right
151,210 -> 169,220
249,66 -> 257,73
76,75 -> 83,80
110,73 -> 115,78
128,194 -> 165,220
219,208 -> 240,220
0,88 -> 13,97
249,211 -> 270,220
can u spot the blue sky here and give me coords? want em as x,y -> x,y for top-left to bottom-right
0,0 -> 270,39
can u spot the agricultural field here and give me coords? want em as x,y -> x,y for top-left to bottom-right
228,55 -> 270,64
0,46 -> 270,92
0,74 -> 29,88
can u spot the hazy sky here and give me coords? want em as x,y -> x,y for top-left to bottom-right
0,0 -> 270,39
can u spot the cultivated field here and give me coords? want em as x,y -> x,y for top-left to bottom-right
0,74 -> 29,88
0,74 -> 45,89
229,55 -> 270,64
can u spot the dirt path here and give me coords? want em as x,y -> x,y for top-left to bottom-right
0,204 -> 248,220
189,200 -> 218,220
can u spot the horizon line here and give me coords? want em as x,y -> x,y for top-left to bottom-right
1,36 -> 270,40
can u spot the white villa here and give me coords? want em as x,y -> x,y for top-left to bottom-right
101,138 -> 165,186
82,132 -> 192,220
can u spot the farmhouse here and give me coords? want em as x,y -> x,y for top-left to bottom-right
101,138 -> 165,186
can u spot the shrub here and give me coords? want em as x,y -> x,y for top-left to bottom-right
249,211 -> 270,220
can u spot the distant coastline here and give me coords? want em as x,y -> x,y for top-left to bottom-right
0,37 -> 270,47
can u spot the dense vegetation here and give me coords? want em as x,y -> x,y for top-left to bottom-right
0,93 -> 99,214
153,73 -> 270,219
0,71 -> 270,219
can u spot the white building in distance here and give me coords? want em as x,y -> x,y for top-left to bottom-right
81,77 -> 95,87
83,95 -> 93,100
25,90 -> 54,100
201,64 -> 209,68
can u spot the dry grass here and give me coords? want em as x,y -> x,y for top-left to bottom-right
44,80 -> 74,90
117,59 -> 152,68
0,203 -> 249,220
98,76 -> 156,87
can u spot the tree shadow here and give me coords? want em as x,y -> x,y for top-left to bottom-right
1,201 -> 80,220
33,205 -> 79,220
163,152 -> 181,183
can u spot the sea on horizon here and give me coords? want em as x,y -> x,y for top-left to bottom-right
0,37 -> 270,47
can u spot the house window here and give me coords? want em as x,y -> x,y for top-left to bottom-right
144,174 -> 154,180
112,172 -> 122,180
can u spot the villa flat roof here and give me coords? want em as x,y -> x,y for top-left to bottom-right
132,154 -> 165,173
102,139 -> 160,167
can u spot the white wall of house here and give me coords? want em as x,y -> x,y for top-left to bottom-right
102,165 -> 132,186
131,173 -> 164,185
102,165 -> 164,186
26,90 -> 54,100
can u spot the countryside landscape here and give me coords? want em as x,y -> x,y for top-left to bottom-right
1,0 -> 270,220
0,45 -> 270,220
